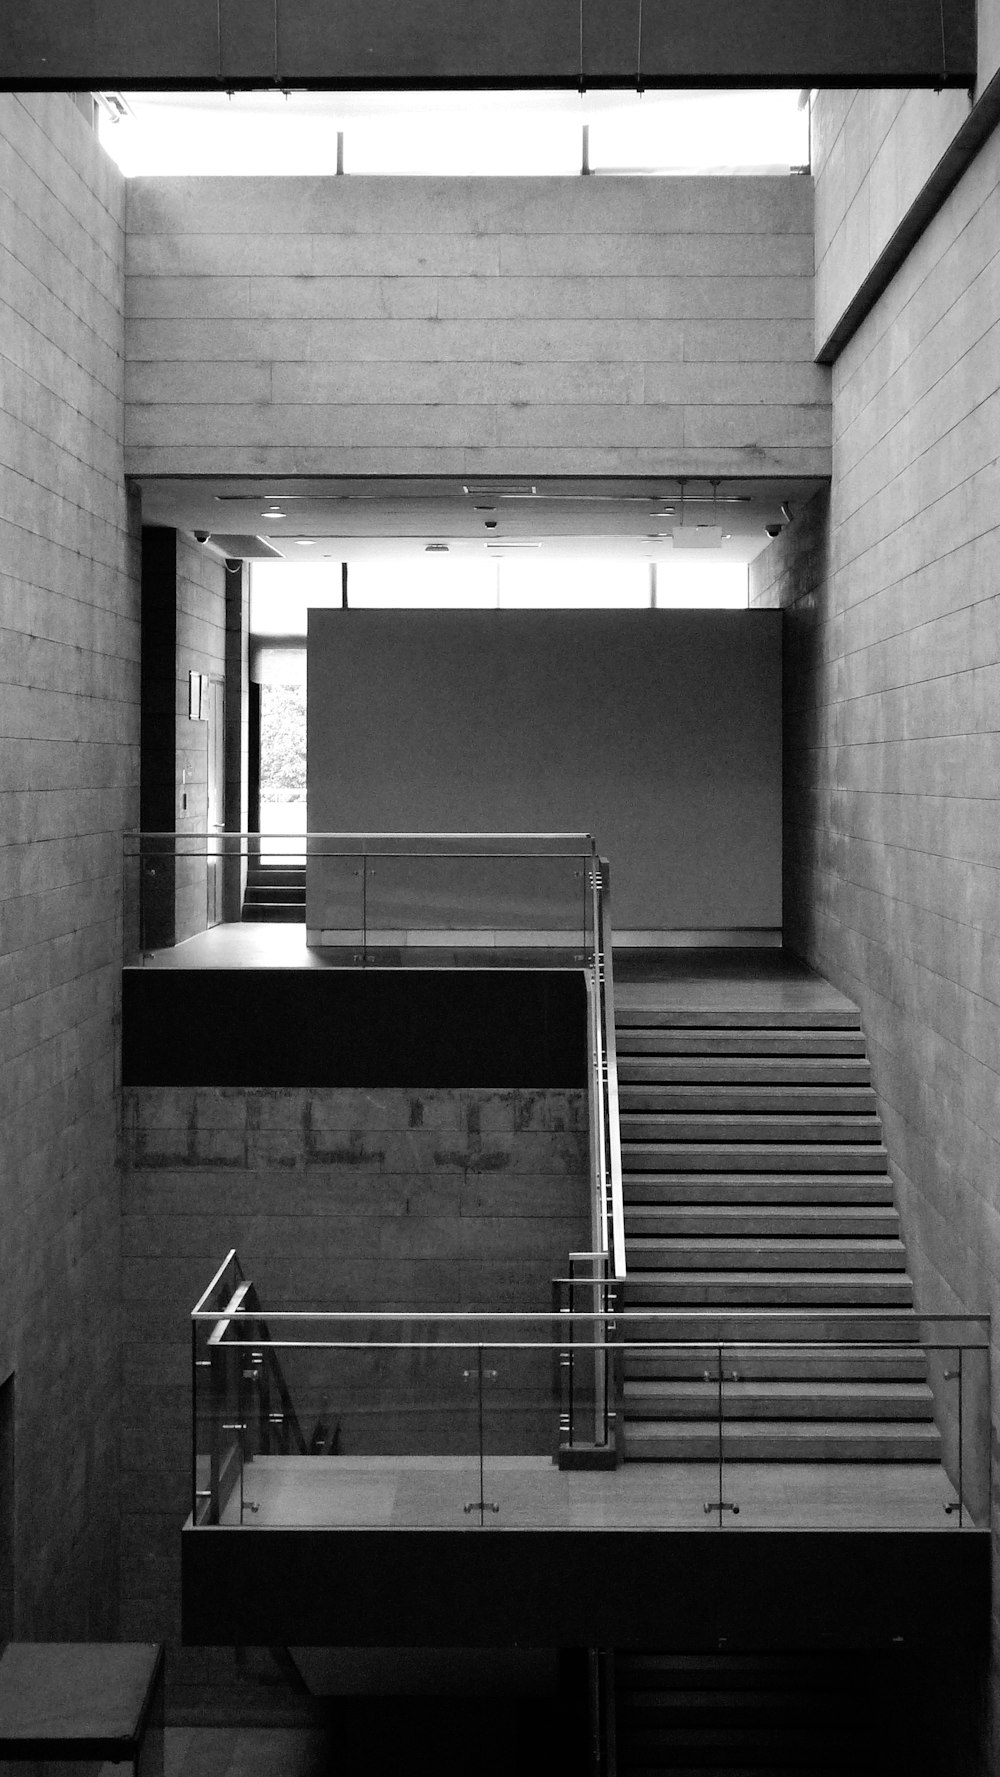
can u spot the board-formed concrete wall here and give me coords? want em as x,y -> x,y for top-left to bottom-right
120,1084 -> 587,1682
0,93 -> 137,1636
124,174 -> 829,479
751,111 -> 1000,1755
812,0 -> 1000,354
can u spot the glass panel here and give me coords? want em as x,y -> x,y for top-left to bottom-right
363,853 -> 586,937
305,846 -> 366,936
190,1304 -> 992,1535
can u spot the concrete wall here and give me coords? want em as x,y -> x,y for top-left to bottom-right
751,109 -> 1000,1761
124,175 -> 829,479
120,1084 -> 587,1673
813,0 -> 1000,353
174,534 -> 227,940
0,93 -> 137,1635
307,609 -> 782,936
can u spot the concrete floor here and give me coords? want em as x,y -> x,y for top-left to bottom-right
130,925 -> 809,975
219,1451 -> 970,1532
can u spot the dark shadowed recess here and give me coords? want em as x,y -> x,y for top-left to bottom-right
122,969 -> 587,1088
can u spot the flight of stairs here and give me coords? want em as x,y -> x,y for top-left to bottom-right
242,861 -> 306,922
616,994 -> 941,1463
613,1650 -> 918,1776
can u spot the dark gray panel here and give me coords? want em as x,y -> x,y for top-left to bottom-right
0,0 -> 976,87
307,610 -> 782,932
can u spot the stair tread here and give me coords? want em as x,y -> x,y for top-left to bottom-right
626,1237 -> 907,1268
615,1010 -> 861,1029
617,1032 -> 868,1055
619,1058 -> 874,1082
620,1088 -> 877,1112
624,1145 -> 889,1172
624,1175 -> 895,1203
625,1207 -> 899,1231
621,1114 -> 884,1138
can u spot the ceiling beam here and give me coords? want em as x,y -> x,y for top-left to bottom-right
2,0 -> 977,91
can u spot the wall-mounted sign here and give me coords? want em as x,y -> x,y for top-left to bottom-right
188,670 -> 210,721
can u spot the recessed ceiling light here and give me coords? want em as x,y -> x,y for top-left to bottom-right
293,539 -> 313,546
425,542 -> 450,552
262,507 -> 286,519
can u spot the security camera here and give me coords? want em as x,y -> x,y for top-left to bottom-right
764,523 -> 783,538
194,530 -> 211,544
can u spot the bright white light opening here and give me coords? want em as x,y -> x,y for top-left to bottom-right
99,89 -> 809,178
250,557 -> 747,635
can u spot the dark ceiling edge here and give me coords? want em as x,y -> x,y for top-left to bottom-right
816,67 -> 1000,366
0,76 -> 981,94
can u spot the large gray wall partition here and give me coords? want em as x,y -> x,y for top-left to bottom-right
124,175 -> 828,482
307,610 -> 781,935
0,93 -> 137,1640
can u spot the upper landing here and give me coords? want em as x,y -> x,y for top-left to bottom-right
123,175 -> 830,482
615,948 -> 857,1026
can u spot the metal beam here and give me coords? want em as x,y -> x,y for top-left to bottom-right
1,0 -> 977,91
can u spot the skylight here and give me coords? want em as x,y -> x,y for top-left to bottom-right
98,89 -> 809,178
250,558 -> 748,638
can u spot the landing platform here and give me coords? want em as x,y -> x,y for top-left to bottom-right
615,949 -> 856,1023
224,1452 -> 965,1533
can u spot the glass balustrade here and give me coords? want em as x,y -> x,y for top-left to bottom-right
191,1260 -> 990,1535
123,831 -> 598,966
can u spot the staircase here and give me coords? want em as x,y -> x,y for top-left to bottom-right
616,984 -> 940,1463
242,861 -> 306,922
613,1649 -> 916,1776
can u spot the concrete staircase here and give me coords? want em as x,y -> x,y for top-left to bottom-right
616,992 -> 940,1463
242,861 -> 306,922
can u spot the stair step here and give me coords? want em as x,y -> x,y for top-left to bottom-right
623,1380 -> 936,1421
624,1347 -> 928,1382
624,1272 -> 914,1306
618,1726 -> 859,1758
242,902 -> 307,922
244,884 -> 307,903
615,1008 -> 861,1030
620,1087 -> 877,1115
626,1238 -> 908,1272
245,868 -> 306,886
620,1688 -> 837,1720
623,1174 -> 895,1204
621,1113 -> 883,1142
625,1206 -> 900,1238
623,1144 -> 889,1173
618,1056 -> 874,1084
619,1652 -> 868,1685
623,1419 -> 941,1461
616,1029 -> 868,1057
619,1309 -> 924,1342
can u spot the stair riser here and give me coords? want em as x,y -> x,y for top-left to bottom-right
242,905 -> 307,922
616,1011 -> 861,1030
627,1242 -> 907,1272
625,1278 -> 914,1306
622,1115 -> 884,1142
624,1394 -> 937,1423
625,1212 -> 900,1237
624,1145 -> 888,1172
625,1352 -> 928,1382
620,1088 -> 878,1114
623,1430 -> 941,1461
624,1176 -> 895,1204
617,1033 -> 868,1056
619,1059 -> 874,1084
